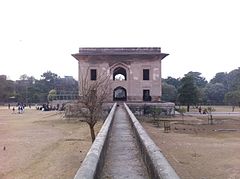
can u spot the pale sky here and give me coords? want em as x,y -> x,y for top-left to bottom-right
0,0 -> 239,81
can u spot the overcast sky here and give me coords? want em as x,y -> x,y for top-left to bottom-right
0,0 -> 239,81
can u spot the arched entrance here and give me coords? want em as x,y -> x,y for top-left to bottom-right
113,86 -> 127,101
113,67 -> 127,81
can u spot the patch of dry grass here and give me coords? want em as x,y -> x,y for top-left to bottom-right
0,107 -> 102,179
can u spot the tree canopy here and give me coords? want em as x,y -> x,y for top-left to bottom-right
162,67 -> 240,107
178,75 -> 199,111
224,90 -> 240,111
1,67 -> 240,107
0,72 -> 78,104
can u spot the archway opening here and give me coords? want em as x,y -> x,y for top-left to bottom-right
113,86 -> 127,101
113,67 -> 127,81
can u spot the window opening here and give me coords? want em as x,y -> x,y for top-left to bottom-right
90,69 -> 97,80
143,69 -> 150,80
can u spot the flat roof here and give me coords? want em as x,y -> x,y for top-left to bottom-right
75,47 -> 167,55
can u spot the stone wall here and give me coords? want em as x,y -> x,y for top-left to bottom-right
124,103 -> 180,179
126,102 -> 175,116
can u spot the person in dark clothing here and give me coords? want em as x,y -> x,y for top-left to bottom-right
199,106 -> 202,114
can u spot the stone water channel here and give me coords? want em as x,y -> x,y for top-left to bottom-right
74,103 -> 179,179
100,104 -> 149,178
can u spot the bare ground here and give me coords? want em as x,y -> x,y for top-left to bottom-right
0,107 -> 101,179
142,115 -> 240,179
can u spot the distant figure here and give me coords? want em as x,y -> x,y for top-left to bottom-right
18,105 -> 21,114
8,104 -> 10,109
18,105 -> 24,114
3,146 -> 6,151
199,106 -> 202,114
203,108 -> 207,114
12,107 -> 15,113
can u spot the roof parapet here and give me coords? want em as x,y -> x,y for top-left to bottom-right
77,47 -> 163,55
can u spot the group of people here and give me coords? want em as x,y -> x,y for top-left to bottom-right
9,103 -> 26,114
198,106 -> 207,114
36,103 -> 61,111
8,102 -> 65,113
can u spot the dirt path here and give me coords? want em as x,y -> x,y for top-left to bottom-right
0,107 -> 101,179
142,115 -> 240,179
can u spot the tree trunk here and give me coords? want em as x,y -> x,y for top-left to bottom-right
89,124 -> 96,143
187,104 -> 190,112
210,114 -> 213,125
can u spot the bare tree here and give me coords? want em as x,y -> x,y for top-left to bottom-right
206,106 -> 215,125
77,68 -> 111,142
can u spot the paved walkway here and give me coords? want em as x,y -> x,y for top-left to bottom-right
100,105 -> 149,179
185,112 -> 240,116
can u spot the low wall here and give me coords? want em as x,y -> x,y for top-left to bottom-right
124,103 -> 180,179
74,103 -> 117,179
126,102 -> 175,116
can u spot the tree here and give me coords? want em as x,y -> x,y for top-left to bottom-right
224,90 -> 240,112
210,72 -> 229,90
41,71 -> 59,82
15,75 -> 37,104
184,72 -> 207,104
185,71 -> 208,88
206,107 -> 215,125
1,73 -> 78,104
164,76 -> 181,89
149,107 -> 163,127
19,74 -> 28,81
41,71 -> 59,91
0,76 -> 14,103
204,83 -> 227,104
77,70 -> 111,142
178,75 -> 199,112
227,68 -> 240,91
48,89 -> 57,101
177,107 -> 186,121
55,76 -> 78,93
161,83 -> 177,102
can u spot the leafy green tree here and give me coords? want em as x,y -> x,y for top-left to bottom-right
15,75 -> 37,104
55,76 -> 78,93
224,90 -> 240,112
161,83 -> 177,102
164,76 -> 181,89
41,71 -> 59,91
227,68 -> 240,91
19,74 -> 28,81
186,71 -> 208,88
0,76 -> 14,103
1,72 -> 78,104
178,75 -> 199,112
204,83 -> 226,104
210,72 -> 229,90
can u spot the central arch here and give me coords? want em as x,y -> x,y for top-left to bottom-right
113,67 -> 127,81
113,86 -> 127,101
